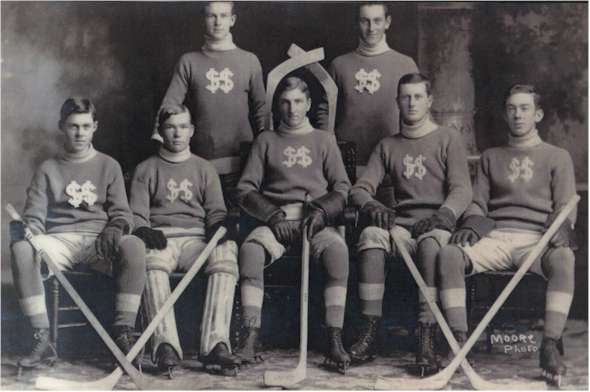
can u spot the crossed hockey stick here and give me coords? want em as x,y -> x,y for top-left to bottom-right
263,224 -> 311,387
375,194 -> 579,390
3,202 -> 227,390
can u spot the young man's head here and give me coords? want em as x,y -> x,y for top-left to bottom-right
357,2 -> 391,48
202,2 -> 236,42
276,76 -> 311,129
158,104 -> 194,153
503,84 -> 543,137
397,73 -> 433,125
59,97 -> 98,154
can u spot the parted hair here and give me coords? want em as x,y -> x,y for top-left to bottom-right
201,1 -> 235,16
59,97 -> 97,125
277,76 -> 311,100
397,73 -> 432,96
157,104 -> 192,132
504,84 -> 542,109
357,2 -> 391,19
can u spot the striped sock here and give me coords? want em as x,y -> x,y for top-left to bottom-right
19,294 -> 49,329
440,288 -> 467,332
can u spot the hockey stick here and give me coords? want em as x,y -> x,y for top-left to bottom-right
265,47 -> 325,130
34,225 -> 227,390
5,204 -> 161,390
375,194 -> 579,390
287,44 -> 338,132
263,224 -> 310,387
380,230 -> 546,390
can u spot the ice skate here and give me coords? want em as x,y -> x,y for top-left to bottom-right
234,323 -> 263,366
155,343 -> 180,379
540,337 -> 567,387
323,327 -> 350,375
17,328 -> 57,377
350,315 -> 380,364
413,323 -> 440,377
112,325 -> 141,369
199,342 -> 241,376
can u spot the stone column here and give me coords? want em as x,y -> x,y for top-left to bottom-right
417,3 -> 478,156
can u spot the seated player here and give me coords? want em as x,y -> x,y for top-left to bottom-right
129,104 -> 240,376
9,97 -> 146,370
437,84 -> 577,386
349,73 -> 472,375
235,76 -> 352,374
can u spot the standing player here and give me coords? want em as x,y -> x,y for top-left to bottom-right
130,104 -> 240,377
154,1 -> 265,169
235,77 -> 352,373
349,73 -> 472,376
318,2 -> 418,165
9,97 -> 146,370
437,84 -> 577,386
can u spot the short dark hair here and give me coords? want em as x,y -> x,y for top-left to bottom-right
504,84 -> 542,109
157,104 -> 191,132
357,2 -> 391,19
201,1 -> 235,16
277,76 -> 311,100
397,73 -> 432,97
59,97 -> 96,125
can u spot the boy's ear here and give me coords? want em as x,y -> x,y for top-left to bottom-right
534,108 -> 544,123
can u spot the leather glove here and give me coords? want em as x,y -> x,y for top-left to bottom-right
412,207 -> 456,238
9,220 -> 25,243
450,215 -> 495,246
268,212 -> 299,246
303,207 -> 326,240
96,219 -> 129,261
206,219 -> 238,244
360,200 -> 396,230
132,226 -> 167,250
545,211 -> 577,250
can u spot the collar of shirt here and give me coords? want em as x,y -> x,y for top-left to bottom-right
61,144 -> 97,163
158,146 -> 192,163
202,33 -> 238,52
401,117 -> 439,139
277,117 -> 315,136
508,129 -> 543,148
356,36 -> 391,57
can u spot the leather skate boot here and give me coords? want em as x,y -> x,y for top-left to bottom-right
18,328 -> 57,370
324,327 -> 350,374
112,325 -> 140,368
350,315 -> 380,364
540,337 -> 567,387
415,323 -> 440,377
199,342 -> 241,376
155,343 -> 180,378
234,318 -> 263,365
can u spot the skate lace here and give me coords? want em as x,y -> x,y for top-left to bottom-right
31,330 -> 50,356
356,320 -> 378,349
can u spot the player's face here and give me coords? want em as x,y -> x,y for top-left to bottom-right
203,2 -> 236,41
60,113 -> 97,154
358,5 -> 391,47
278,88 -> 311,129
505,93 -> 543,137
160,112 -> 194,153
397,82 -> 432,125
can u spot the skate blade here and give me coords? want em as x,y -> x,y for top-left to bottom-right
322,358 -> 350,375
406,363 -> 438,378
543,371 -> 565,388
203,363 -> 239,377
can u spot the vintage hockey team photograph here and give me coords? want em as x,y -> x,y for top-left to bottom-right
0,1 -> 587,390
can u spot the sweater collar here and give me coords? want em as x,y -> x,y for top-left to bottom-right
202,33 -> 237,52
356,35 -> 391,56
61,144 -> 97,163
159,146 -> 192,163
401,117 -> 438,139
508,128 -> 543,148
278,117 -> 314,136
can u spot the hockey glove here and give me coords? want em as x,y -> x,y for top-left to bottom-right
9,220 -> 25,243
303,207 -> 326,240
96,218 -> 130,261
268,211 -> 299,246
450,215 -> 495,247
304,192 -> 347,240
240,191 -> 283,223
412,207 -> 456,238
132,226 -> 167,250
360,200 -> 396,230
545,211 -> 577,250
206,218 -> 238,244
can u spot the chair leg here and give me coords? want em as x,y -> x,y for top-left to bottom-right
50,277 -> 60,357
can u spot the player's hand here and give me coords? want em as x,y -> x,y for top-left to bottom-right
360,200 -> 396,230
269,212 -> 297,246
133,226 -> 167,250
450,228 -> 479,247
545,212 -> 577,250
9,220 -> 25,242
206,219 -> 238,244
96,219 -> 129,260
303,207 -> 326,240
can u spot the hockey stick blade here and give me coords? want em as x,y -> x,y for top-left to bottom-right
263,224 -> 310,387
376,195 -> 578,390
378,230 -> 546,390
35,226 -> 227,390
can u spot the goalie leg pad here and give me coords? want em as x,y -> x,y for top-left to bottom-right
199,270 -> 237,356
204,241 -> 239,278
143,269 -> 183,363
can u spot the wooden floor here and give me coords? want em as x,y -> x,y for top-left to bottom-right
1,320 -> 587,390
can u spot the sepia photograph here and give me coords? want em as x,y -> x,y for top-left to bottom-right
1,1 -> 587,389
